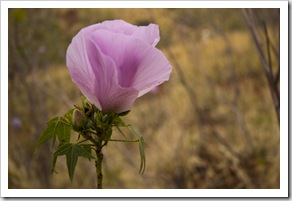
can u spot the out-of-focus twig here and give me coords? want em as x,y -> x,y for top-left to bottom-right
242,8 -> 280,126
207,12 -> 255,149
212,130 -> 243,160
165,48 -> 207,139
201,66 -> 255,153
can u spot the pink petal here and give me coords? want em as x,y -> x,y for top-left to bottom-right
67,20 -> 171,113
96,20 -> 160,46
97,20 -> 135,35
66,28 -> 102,109
85,34 -> 139,112
133,48 -> 172,97
132,23 -> 160,46
90,29 -> 171,98
105,88 -> 139,113
90,29 -> 142,88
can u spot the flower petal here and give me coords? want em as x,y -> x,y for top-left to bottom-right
97,20 -> 135,35
86,33 -> 139,113
133,48 -> 172,97
96,20 -> 160,46
67,20 -> 171,113
90,29 -> 171,97
66,28 -> 102,109
132,23 -> 160,46
90,29 -> 142,88
106,88 -> 139,113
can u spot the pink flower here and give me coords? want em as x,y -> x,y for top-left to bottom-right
66,20 -> 172,113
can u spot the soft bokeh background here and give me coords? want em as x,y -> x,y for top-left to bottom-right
8,8 -> 280,189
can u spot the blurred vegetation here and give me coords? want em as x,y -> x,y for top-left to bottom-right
8,8 -> 280,189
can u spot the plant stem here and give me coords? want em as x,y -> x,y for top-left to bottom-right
95,145 -> 103,189
108,138 -> 139,143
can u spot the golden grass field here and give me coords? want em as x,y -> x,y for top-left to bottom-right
8,8 -> 280,189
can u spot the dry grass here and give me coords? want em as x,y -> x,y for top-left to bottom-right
8,8 -> 279,189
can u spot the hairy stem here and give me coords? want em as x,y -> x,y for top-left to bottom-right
95,145 -> 103,189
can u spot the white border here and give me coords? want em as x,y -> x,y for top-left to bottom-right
0,0 -> 288,8
1,0 -> 288,198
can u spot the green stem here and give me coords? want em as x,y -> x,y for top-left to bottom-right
108,139 -> 139,143
81,130 -> 103,189
95,145 -> 103,189
80,132 -> 98,146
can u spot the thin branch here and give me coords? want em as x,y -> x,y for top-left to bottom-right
274,64 -> 280,86
108,139 -> 139,143
242,8 -> 280,126
201,66 -> 255,149
263,22 -> 274,80
242,9 -> 272,76
212,130 -> 243,160
164,48 -> 207,138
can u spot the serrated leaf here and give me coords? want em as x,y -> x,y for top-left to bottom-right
54,143 -> 95,181
51,134 -> 57,152
56,120 -> 71,143
37,116 -> 72,148
51,141 -> 69,174
79,144 -> 93,158
51,157 -> 58,174
36,109 -> 74,153
66,148 -> 78,182
51,154 -> 58,174
73,144 -> 96,160
37,117 -> 60,147
54,143 -> 72,156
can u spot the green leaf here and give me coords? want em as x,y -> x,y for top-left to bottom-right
37,117 -> 59,146
54,143 -> 71,156
79,144 -> 93,161
81,96 -> 93,116
50,134 -> 57,152
54,143 -> 95,181
63,108 -> 74,124
58,109 -> 74,143
138,136 -> 147,174
129,126 -> 147,174
51,153 -> 58,174
113,116 -> 126,127
56,121 -> 71,143
51,143 -> 64,174
103,127 -> 113,143
37,117 -> 70,147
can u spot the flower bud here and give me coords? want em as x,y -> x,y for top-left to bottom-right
101,114 -> 109,124
81,96 -> 94,117
72,109 -> 88,131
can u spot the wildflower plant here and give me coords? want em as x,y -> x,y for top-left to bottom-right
36,20 -> 172,188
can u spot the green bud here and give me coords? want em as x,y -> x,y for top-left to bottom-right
102,114 -> 108,123
72,109 -> 88,131
81,96 -> 93,116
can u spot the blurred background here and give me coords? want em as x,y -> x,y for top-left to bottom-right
8,8 -> 280,189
